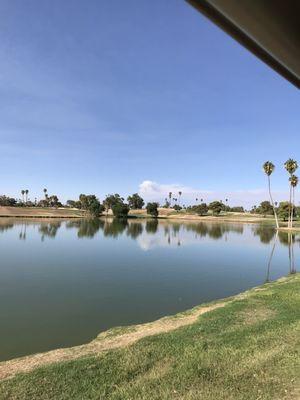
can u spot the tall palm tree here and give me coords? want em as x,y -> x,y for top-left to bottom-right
25,189 -> 29,203
263,161 -> 279,229
43,188 -> 48,198
289,174 -> 298,229
169,192 -> 172,207
178,191 -> 182,206
21,190 -> 25,203
284,159 -> 298,228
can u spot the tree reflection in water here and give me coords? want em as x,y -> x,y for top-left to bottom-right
126,221 -> 143,239
39,221 -> 61,241
145,219 -> 158,234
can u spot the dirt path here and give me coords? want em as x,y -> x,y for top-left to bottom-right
0,302 -> 226,381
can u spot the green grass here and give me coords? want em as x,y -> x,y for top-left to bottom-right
1,275 -> 299,400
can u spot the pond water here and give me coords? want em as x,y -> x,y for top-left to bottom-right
0,217 -> 298,361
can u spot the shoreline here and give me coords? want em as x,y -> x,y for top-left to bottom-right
2,207 -> 300,231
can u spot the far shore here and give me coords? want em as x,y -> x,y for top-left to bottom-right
1,206 -> 300,230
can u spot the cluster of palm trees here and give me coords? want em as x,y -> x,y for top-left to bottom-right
263,158 -> 298,229
20,189 -> 29,203
167,191 -> 182,207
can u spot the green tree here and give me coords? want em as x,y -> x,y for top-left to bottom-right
112,202 -> 130,218
284,158 -> 298,228
208,201 -> 223,216
278,202 -> 296,221
263,161 -> 279,229
127,193 -> 144,209
79,194 -> 104,217
87,199 -> 105,217
0,195 -> 17,206
257,201 -> 274,216
104,194 -> 124,214
21,190 -> 25,203
146,202 -> 159,217
195,203 -> 208,216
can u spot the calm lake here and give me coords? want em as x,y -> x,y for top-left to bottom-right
0,217 -> 298,361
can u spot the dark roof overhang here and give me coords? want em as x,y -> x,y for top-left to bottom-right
187,0 -> 300,88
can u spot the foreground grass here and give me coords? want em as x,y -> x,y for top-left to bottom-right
1,275 -> 299,400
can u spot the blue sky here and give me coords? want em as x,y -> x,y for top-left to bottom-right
1,0 -> 299,207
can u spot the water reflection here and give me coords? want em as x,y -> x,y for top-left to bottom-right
0,217 -> 298,361
253,226 -> 276,244
39,221 -> 61,241
66,219 -> 104,238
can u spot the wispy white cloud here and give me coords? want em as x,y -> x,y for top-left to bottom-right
138,180 -> 293,208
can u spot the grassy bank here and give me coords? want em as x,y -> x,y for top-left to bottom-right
0,274 -> 299,400
0,207 -> 83,218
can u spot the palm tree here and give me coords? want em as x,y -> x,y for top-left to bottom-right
25,189 -> 29,203
21,190 -> 25,203
284,159 -> 298,228
289,174 -> 298,229
43,188 -> 48,198
263,161 -> 279,229
169,192 -> 172,207
178,191 -> 182,206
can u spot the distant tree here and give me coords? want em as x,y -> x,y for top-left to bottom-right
257,201 -> 274,217
284,158 -> 298,228
66,200 -> 81,208
278,202 -> 296,221
88,199 -> 105,217
146,202 -> 159,218
21,190 -> 25,203
127,193 -> 144,209
78,194 -> 104,216
173,204 -> 182,211
163,199 -> 171,208
43,188 -> 48,199
25,189 -> 29,203
37,199 -> 49,208
178,191 -> 182,205
0,195 -> 17,207
112,202 -> 130,218
104,194 -> 124,213
168,192 -> 172,207
230,206 -> 244,213
48,195 -> 62,208
208,201 -> 223,216
195,203 -> 208,216
263,161 -> 279,229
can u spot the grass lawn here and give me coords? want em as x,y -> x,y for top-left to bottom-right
0,274 -> 299,400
